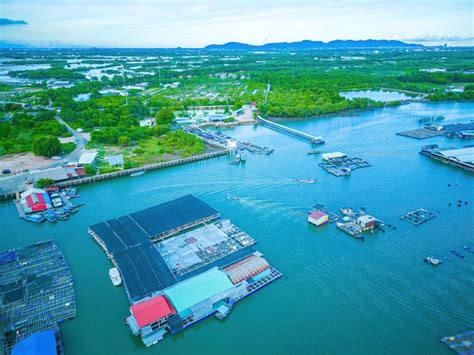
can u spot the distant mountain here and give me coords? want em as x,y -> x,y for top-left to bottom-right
0,18 -> 28,26
204,39 -> 422,51
0,41 -> 30,48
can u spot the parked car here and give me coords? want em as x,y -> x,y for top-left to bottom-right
51,156 -> 62,160
2,169 -> 11,175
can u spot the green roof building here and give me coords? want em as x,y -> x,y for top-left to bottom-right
164,268 -> 233,317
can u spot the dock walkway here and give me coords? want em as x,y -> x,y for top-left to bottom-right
257,116 -> 324,144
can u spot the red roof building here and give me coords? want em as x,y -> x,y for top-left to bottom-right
20,188 -> 52,214
308,210 -> 329,226
130,295 -> 175,328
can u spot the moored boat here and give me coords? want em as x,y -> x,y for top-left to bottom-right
130,170 -> 146,177
109,267 -> 122,286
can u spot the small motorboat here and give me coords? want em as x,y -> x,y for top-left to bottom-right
293,178 -> 316,184
109,267 -> 122,286
227,194 -> 242,201
340,208 -> 354,217
307,150 -> 320,155
24,213 -> 46,223
424,256 -> 442,266
130,170 -> 146,177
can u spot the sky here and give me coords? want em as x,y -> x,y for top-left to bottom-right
0,0 -> 473,47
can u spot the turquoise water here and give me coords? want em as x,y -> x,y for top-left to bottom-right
1,101 -> 473,354
340,90 -> 419,101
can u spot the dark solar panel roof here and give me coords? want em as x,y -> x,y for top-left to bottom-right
113,244 -> 176,302
128,194 -> 218,237
89,195 -> 221,302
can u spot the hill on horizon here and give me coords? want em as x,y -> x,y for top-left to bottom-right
204,39 -> 423,50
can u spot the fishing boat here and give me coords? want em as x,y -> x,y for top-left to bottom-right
340,207 -> 355,217
294,178 -> 316,184
24,213 -> 46,223
230,153 -> 241,165
109,267 -> 122,286
424,256 -> 442,266
130,170 -> 146,177
43,210 -> 58,222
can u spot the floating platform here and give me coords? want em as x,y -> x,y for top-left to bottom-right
420,145 -> 474,173
91,195 -> 281,347
0,240 -> 76,353
396,128 -> 444,140
319,156 -> 371,176
400,208 -> 435,226
440,330 -> 474,353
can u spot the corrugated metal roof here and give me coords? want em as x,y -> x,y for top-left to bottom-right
440,146 -> 474,164
164,269 -> 233,313
130,295 -> 175,328
107,154 -> 124,166
78,151 -> 97,165
224,256 -> 270,285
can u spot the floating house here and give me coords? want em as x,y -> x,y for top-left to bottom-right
322,152 -> 346,161
89,195 -> 281,347
357,214 -> 377,230
308,210 -> 329,226
420,145 -> 474,172
20,188 -> 52,213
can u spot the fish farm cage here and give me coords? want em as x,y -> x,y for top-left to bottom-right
0,240 -> 76,354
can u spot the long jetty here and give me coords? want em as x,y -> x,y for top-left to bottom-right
257,116 -> 324,144
0,150 -> 228,201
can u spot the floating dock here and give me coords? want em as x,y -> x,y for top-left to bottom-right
257,116 -> 325,145
440,330 -> 474,353
0,240 -> 76,353
396,128 -> 444,140
88,195 -> 281,347
400,208 -> 435,226
420,145 -> 474,173
319,155 -> 371,176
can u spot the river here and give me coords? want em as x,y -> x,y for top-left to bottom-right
1,101 -> 473,354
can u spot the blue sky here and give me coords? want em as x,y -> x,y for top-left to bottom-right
0,0 -> 472,47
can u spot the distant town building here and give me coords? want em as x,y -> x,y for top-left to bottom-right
139,118 -> 156,127
107,154 -> 124,168
78,151 -> 98,165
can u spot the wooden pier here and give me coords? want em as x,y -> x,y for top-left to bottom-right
257,116 -> 325,144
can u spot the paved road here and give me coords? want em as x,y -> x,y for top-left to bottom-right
53,115 -> 88,166
0,114 -> 88,195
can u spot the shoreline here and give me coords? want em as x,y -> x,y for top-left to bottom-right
0,149 -> 229,201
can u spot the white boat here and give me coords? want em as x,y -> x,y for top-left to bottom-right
130,170 -> 146,177
109,267 -> 122,286
294,178 -> 316,184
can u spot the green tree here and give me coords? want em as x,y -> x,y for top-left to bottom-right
84,164 -> 97,176
118,135 -> 130,147
32,135 -> 61,157
156,108 -> 175,125
36,178 -> 55,189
